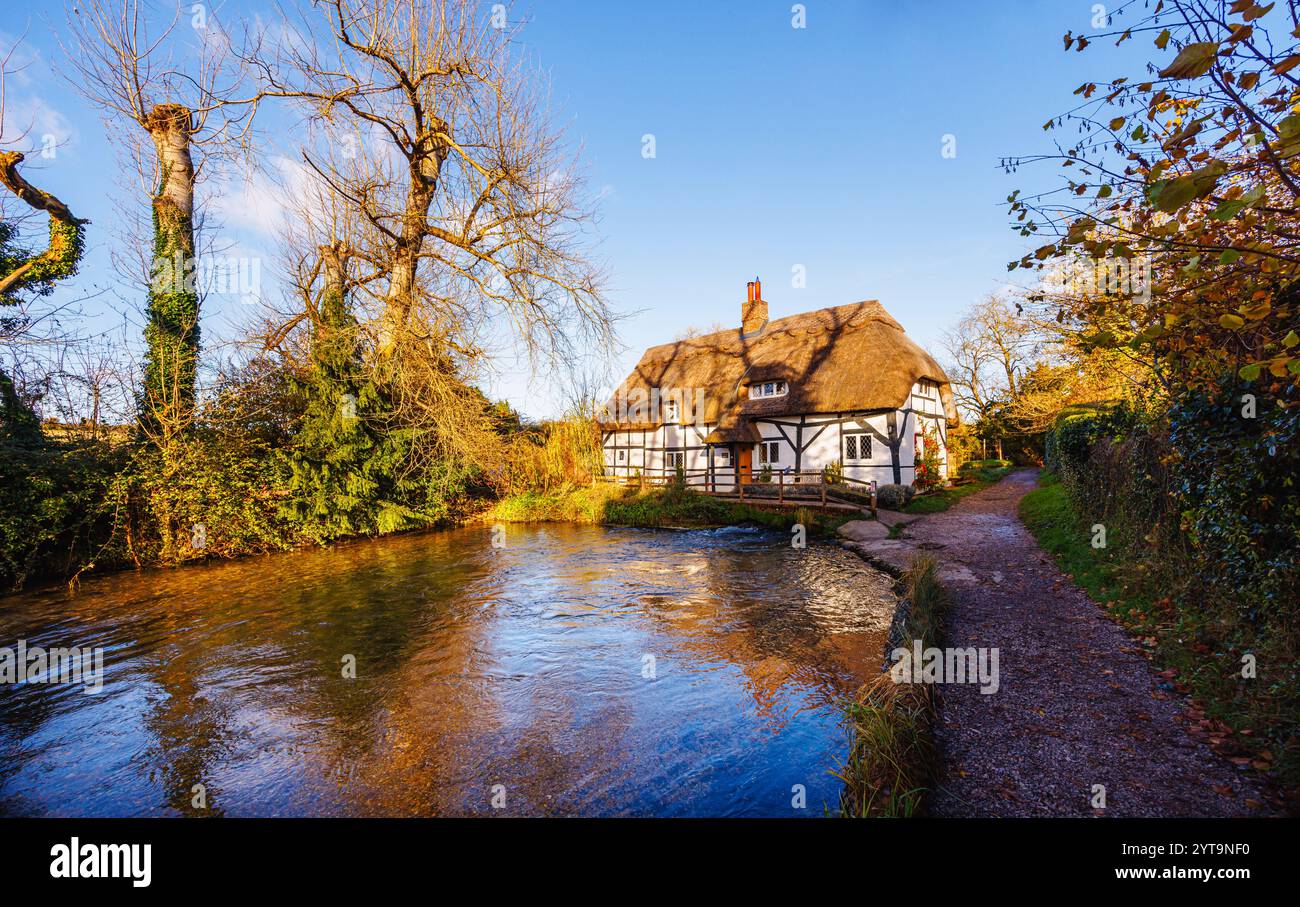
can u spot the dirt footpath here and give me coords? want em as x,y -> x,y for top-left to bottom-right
840,468 -> 1273,817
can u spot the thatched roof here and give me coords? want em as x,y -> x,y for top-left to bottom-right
605,300 -> 957,438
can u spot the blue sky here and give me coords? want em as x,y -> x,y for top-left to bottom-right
2,0 -> 1156,419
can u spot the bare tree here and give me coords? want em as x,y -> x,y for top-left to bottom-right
62,0 -> 256,445
942,294 -> 1037,424
249,0 -> 614,368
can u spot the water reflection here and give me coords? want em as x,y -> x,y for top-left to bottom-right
0,523 -> 895,817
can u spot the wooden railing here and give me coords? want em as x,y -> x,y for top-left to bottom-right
596,466 -> 877,512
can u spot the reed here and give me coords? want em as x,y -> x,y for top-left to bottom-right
838,555 -> 946,817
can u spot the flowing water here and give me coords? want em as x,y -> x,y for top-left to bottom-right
0,523 -> 896,817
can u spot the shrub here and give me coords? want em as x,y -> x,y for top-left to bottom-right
822,459 -> 843,485
0,437 -> 125,590
876,483 -> 914,511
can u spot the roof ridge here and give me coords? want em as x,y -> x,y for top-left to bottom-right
642,298 -> 899,357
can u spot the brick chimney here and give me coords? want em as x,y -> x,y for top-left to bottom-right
742,275 -> 767,336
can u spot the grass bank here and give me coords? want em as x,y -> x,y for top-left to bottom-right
486,482 -> 851,534
1021,472 -> 1297,793
902,462 -> 1015,515
838,555 -> 945,817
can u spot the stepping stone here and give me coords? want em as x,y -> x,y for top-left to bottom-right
838,519 -> 889,542
874,509 -> 914,528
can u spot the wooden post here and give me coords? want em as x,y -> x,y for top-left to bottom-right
738,472 -> 744,501
821,480 -> 827,507
778,470 -> 784,503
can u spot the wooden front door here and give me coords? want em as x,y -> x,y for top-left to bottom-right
738,445 -> 752,484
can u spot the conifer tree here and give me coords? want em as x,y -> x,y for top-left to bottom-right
284,244 -> 425,542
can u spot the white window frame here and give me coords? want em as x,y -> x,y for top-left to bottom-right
844,431 -> 872,463
748,380 -> 789,400
667,451 -> 685,470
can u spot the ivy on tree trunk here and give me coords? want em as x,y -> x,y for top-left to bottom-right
139,103 -> 200,446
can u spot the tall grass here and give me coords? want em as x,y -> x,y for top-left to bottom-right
839,555 -> 946,817
501,413 -> 603,494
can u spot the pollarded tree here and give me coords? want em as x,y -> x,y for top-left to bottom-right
248,0 -> 615,478
64,0 -> 256,446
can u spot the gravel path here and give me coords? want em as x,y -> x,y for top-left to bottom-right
842,468 -> 1275,817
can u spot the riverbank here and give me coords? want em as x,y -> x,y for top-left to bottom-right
486,482 -> 854,534
838,556 -> 944,817
841,468 -> 1280,817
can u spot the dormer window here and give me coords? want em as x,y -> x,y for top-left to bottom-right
665,399 -> 679,422
749,380 -> 788,400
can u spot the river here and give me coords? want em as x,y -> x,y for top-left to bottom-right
0,523 -> 896,817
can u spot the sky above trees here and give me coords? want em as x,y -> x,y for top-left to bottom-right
2,0 -> 1156,418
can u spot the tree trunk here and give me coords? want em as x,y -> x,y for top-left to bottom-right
379,125 -> 449,352
141,104 -> 199,447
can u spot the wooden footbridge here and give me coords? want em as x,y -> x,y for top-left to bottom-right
597,467 -> 878,515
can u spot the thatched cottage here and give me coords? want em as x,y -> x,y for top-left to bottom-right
600,278 -> 957,491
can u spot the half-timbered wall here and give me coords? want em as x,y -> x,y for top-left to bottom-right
601,380 -> 949,491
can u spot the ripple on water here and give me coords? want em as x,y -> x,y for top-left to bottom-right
0,523 -> 895,817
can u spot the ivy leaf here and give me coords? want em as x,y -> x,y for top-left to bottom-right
1159,42 -> 1221,79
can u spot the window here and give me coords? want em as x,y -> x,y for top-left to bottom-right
844,432 -> 872,462
748,380 -> 789,400
668,451 -> 685,469
758,441 -> 780,464
617,450 -> 626,462
665,399 -> 679,422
